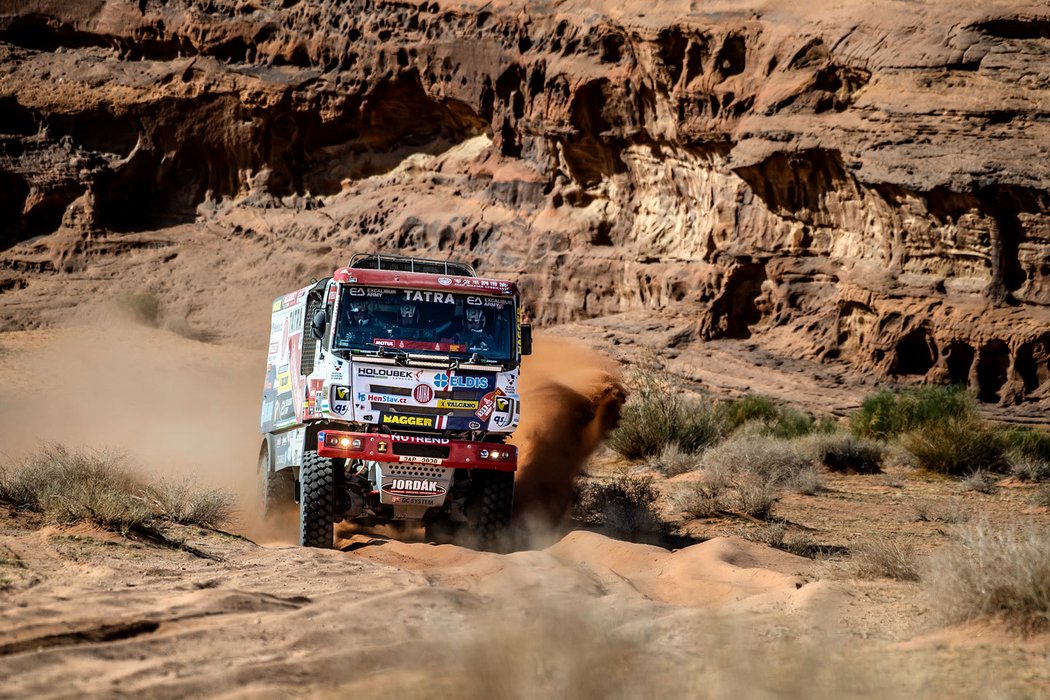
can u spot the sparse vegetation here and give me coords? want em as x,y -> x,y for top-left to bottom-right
923,522 -> 1050,632
735,475 -> 780,520
1029,485 -> 1050,508
850,385 -> 973,440
573,473 -> 664,538
0,444 -> 233,535
743,521 -> 817,557
719,394 -> 829,440
1009,455 -> 1050,482
647,443 -> 702,477
701,435 -> 809,486
608,373 -> 723,459
676,478 -> 726,519
797,432 -> 884,474
960,470 -> 999,494
789,466 -> 824,495
901,417 -> 1008,476
1001,427 -> 1050,465
850,538 -> 919,581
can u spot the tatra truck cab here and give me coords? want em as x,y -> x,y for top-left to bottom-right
259,254 -> 532,548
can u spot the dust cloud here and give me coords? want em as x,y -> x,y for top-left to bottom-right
0,321 -> 623,542
510,336 -> 625,527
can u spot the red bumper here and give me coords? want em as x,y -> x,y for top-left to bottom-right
316,430 -> 517,472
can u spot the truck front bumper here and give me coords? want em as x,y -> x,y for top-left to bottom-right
316,430 -> 517,472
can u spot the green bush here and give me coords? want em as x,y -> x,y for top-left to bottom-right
797,433 -> 885,474
901,417 -> 1008,476
1002,427 -> 1050,466
608,375 -> 723,459
851,385 -> 974,440
719,395 -> 825,440
118,290 -> 162,326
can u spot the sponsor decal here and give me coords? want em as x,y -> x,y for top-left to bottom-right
361,393 -> 410,405
348,287 -> 365,296
436,398 -> 479,410
272,299 -> 283,312
334,386 -> 351,401
413,384 -> 434,403
437,277 -> 452,286
402,290 -> 454,304
356,366 -> 416,379
333,403 -> 349,415
382,478 -> 446,496
469,421 -> 482,429
476,388 -> 507,421
381,413 -> 436,428
374,338 -> 466,353
393,435 -> 450,444
433,373 -> 491,390
394,496 -> 436,505
495,397 -> 510,412
330,386 -> 351,417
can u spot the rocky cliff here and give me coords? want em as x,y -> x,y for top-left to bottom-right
0,0 -> 1048,406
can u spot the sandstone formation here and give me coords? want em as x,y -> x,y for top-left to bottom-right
0,0 -> 1048,407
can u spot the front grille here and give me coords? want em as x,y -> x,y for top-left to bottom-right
392,443 -> 451,459
369,384 -> 411,396
387,465 -> 454,479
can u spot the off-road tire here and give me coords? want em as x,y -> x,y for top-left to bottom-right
259,441 -> 295,521
299,450 -> 336,549
469,470 -> 515,550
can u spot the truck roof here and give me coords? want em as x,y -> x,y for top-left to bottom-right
349,253 -> 476,277
332,267 -> 519,296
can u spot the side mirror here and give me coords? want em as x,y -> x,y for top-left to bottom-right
520,324 -> 533,356
311,309 -> 328,340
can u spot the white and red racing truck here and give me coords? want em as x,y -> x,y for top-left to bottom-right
259,254 -> 532,549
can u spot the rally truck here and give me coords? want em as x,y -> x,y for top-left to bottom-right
258,253 -> 532,549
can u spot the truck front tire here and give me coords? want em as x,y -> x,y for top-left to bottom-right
471,470 -> 515,549
299,450 -> 337,549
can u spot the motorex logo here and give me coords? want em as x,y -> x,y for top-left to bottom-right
433,373 -> 490,390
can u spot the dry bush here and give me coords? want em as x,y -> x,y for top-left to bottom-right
701,435 -> 809,486
913,499 -> 971,524
789,466 -> 824,496
146,480 -> 234,527
796,432 -> 884,474
850,538 -> 919,581
1029,485 -> 1050,507
1009,455 -> 1050,482
675,479 -> 725,519
923,522 -> 1050,631
959,470 -> 999,494
573,473 -> 664,539
1001,427 -> 1050,467
744,521 -> 816,557
647,443 -> 702,477
719,394 -> 828,440
0,444 -> 233,534
735,475 -> 779,520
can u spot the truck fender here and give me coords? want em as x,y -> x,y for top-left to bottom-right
260,433 -> 276,474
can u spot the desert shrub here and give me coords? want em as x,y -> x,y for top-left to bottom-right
735,475 -> 779,520
608,374 -> 723,459
923,522 -> 1050,631
701,435 -> 809,486
790,466 -> 825,495
647,443 -> 702,477
0,444 -> 233,534
118,289 -> 162,326
745,521 -> 817,557
145,480 -> 234,527
850,538 -> 919,581
1002,428 -> 1050,482
718,395 -> 779,431
797,432 -> 885,474
913,499 -> 971,524
676,481 -> 725,519
960,470 -> 999,494
902,417 -> 1008,476
1009,455 -> 1050,482
1029,485 -> 1050,508
574,474 -> 664,537
850,385 -> 974,440
719,395 -> 824,440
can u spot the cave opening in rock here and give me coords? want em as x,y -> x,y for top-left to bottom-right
0,171 -> 30,250
975,340 -> 1010,402
892,328 -> 936,376
1013,334 -> 1050,393
943,341 -> 976,386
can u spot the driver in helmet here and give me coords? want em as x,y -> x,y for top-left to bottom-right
457,306 -> 490,351
339,299 -> 374,345
400,302 -> 419,327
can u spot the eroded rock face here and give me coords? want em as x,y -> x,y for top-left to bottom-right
0,0 -> 1048,405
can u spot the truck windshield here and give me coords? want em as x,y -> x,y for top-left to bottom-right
333,286 -> 517,362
